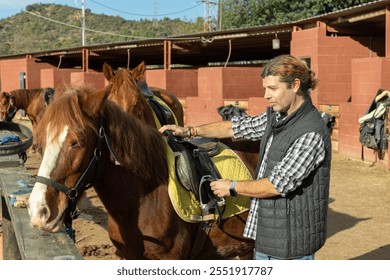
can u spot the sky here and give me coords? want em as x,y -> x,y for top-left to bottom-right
0,0 -> 206,21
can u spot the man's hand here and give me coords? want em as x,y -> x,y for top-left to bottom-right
210,179 -> 232,197
159,124 -> 188,138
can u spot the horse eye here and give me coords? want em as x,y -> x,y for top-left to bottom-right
70,141 -> 79,148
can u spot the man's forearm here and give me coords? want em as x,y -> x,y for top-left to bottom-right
235,178 -> 280,198
193,121 -> 234,139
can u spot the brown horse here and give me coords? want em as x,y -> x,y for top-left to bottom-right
103,61 -> 184,126
0,88 -> 54,151
102,61 -> 259,175
28,85 -> 254,259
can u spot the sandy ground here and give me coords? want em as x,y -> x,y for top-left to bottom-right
1,118 -> 390,260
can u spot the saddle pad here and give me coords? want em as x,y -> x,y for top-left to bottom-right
167,142 -> 252,223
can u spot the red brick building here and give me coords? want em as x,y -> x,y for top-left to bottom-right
1,1 -> 390,168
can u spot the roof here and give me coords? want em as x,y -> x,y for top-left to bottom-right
2,0 -> 389,71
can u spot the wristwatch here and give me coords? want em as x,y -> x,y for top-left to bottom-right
229,180 -> 237,197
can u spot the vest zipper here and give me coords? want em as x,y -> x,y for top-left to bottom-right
286,199 -> 291,256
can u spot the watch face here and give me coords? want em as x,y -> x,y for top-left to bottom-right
229,188 -> 237,197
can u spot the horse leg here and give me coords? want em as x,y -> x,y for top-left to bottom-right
137,189 -> 195,259
107,215 -> 145,259
197,212 -> 254,260
30,121 -> 39,152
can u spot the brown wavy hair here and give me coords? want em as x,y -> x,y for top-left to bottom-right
261,55 -> 318,96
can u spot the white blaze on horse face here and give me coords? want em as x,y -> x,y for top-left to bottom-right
28,125 -> 69,228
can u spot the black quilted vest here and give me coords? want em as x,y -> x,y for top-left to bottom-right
255,97 -> 331,259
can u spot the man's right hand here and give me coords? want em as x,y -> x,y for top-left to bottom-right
159,124 -> 188,138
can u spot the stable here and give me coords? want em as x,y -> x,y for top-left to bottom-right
0,0 -> 390,168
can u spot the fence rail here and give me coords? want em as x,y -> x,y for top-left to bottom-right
0,155 -> 83,260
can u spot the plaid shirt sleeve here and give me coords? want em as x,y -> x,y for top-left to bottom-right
231,113 -> 267,141
268,132 -> 325,196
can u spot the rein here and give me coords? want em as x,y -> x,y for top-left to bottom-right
34,116 -> 121,241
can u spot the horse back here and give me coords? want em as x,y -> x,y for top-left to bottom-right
150,87 -> 184,126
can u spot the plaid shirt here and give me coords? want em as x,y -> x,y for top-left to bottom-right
231,113 -> 326,240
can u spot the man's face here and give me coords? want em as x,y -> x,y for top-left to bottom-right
262,75 -> 302,115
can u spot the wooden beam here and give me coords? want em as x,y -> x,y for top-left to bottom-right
164,40 -> 171,70
387,4 -> 390,58
348,9 -> 386,23
326,25 -> 383,36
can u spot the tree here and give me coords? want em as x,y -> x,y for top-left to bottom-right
221,0 -> 377,29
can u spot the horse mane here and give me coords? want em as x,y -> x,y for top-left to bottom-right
37,85 -> 168,186
10,88 -> 44,106
107,68 -> 157,127
104,98 -> 168,185
110,69 -> 140,98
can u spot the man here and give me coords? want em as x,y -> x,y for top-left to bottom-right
159,55 -> 331,260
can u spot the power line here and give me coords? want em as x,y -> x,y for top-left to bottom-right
22,9 -> 154,40
21,9 -> 200,41
89,0 -> 202,18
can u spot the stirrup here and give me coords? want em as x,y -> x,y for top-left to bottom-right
199,175 -> 225,213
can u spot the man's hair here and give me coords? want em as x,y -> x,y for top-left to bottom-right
261,55 -> 319,96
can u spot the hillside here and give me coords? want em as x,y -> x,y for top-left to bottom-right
0,3 -> 204,56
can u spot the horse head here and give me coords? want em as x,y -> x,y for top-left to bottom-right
0,91 -> 17,121
28,85 -> 168,235
102,62 -> 156,127
102,61 -> 146,82
103,61 -> 184,126
28,85 -> 112,232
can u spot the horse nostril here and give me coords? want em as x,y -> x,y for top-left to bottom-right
39,205 -> 51,222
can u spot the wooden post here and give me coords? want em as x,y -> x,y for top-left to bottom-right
386,5 -> 390,58
82,48 -> 89,72
164,40 -> 171,70
1,195 -> 21,260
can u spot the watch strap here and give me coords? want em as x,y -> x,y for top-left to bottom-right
229,180 -> 237,197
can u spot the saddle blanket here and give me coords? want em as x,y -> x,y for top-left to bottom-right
167,142 -> 252,223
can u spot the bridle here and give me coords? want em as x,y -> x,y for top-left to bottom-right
0,97 -> 17,121
34,116 -> 121,241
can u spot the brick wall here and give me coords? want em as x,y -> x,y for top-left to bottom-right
338,57 -> 390,167
185,67 -> 265,125
0,59 -> 28,91
41,69 -> 82,89
291,22 -> 374,107
70,71 -> 106,90
166,69 -> 198,99
291,22 -> 389,168
146,69 -> 166,89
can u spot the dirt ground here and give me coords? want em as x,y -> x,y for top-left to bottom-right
1,118 -> 390,260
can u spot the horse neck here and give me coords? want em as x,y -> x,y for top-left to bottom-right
135,98 -> 158,128
109,90 -> 157,128
11,89 -> 36,110
101,104 -> 168,186
91,147 -> 166,221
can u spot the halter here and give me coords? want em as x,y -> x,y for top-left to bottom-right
0,98 -> 17,121
34,116 -> 121,241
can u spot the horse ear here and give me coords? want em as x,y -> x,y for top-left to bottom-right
1,91 -> 11,101
102,62 -> 114,82
83,84 -> 113,117
131,61 -> 146,81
